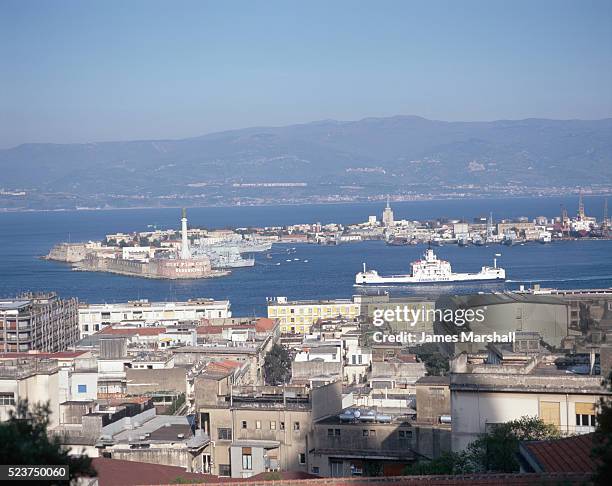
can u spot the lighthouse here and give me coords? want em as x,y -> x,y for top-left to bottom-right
180,208 -> 191,259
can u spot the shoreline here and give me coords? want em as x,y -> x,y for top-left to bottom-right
2,192 -> 612,215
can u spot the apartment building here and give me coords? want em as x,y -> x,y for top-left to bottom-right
267,297 -> 360,334
195,380 -> 342,478
450,348 -> 611,452
0,293 -> 79,353
0,351 -> 94,428
309,409 -> 415,477
78,298 -> 232,337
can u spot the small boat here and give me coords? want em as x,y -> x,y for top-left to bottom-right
303,260 -> 309,263
286,259 -> 292,262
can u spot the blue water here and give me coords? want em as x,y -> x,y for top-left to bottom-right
0,196 -> 610,315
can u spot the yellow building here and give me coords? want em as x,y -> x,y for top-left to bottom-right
267,297 -> 360,334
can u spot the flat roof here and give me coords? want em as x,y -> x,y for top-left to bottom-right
0,300 -> 30,311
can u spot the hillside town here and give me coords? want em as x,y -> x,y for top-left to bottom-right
1,282 -> 611,483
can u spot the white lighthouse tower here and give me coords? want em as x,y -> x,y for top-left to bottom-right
180,208 -> 191,260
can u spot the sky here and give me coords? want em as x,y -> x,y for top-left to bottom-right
1,0 -> 611,148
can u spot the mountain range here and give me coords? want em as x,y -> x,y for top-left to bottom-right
1,115 -> 611,208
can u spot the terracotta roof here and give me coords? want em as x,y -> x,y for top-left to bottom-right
99,327 -> 166,336
117,472 -> 590,485
90,457 -> 226,485
519,433 -> 597,473
255,318 -> 276,332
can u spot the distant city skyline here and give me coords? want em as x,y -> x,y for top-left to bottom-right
1,0 -> 611,148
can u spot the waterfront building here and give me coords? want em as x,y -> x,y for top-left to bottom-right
78,298 -> 231,337
267,297 -> 360,334
0,292 -> 79,353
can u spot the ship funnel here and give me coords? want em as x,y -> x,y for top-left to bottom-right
362,262 -> 366,272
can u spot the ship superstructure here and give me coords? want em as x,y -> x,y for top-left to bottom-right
355,247 -> 505,285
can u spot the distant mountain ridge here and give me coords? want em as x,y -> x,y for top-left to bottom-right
1,115 -> 611,198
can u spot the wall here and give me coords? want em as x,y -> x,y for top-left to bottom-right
451,389 -> 602,451
126,367 -> 186,395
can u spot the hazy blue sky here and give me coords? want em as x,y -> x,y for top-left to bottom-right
1,0 -> 611,148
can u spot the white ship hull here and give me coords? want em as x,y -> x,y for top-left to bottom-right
355,247 -> 505,285
355,270 -> 505,285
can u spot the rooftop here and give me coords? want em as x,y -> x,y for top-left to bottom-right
519,433 -> 597,473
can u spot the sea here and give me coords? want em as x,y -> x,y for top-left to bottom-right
1,195 -> 611,315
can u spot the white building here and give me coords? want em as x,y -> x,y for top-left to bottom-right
78,298 -> 231,337
450,353 -> 610,452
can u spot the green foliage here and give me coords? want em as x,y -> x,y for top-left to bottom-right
264,344 -> 291,385
0,400 -> 96,483
405,416 -> 559,475
404,451 -> 477,475
167,393 -> 186,414
467,416 -> 560,473
409,343 -> 449,376
593,371 -> 612,485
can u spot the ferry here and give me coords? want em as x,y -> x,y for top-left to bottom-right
355,248 -> 505,285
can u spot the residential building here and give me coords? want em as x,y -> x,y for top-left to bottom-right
267,297 -> 360,334
0,293 -> 79,352
195,381 -> 342,478
78,298 -> 232,337
450,349 -> 611,452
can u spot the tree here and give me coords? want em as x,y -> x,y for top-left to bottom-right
467,416 -> 560,472
0,400 -> 96,483
404,451 -> 476,475
405,416 -> 559,475
409,343 -> 449,376
264,344 -> 291,385
593,371 -> 612,485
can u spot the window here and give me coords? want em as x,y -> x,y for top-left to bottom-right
293,421 -> 300,431
575,402 -> 596,427
241,420 -> 247,429
77,384 -> 87,393
362,430 -> 369,437
0,392 -> 15,405
399,430 -> 412,439
540,401 -> 560,427
219,465 -> 231,477
298,453 -> 306,465
370,429 -> 376,437
218,428 -> 232,440
256,420 -> 261,429
312,467 -> 320,474
270,421 -> 276,430
328,428 -> 334,436
242,448 -> 252,470
335,429 -> 340,436
280,422 -> 285,430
